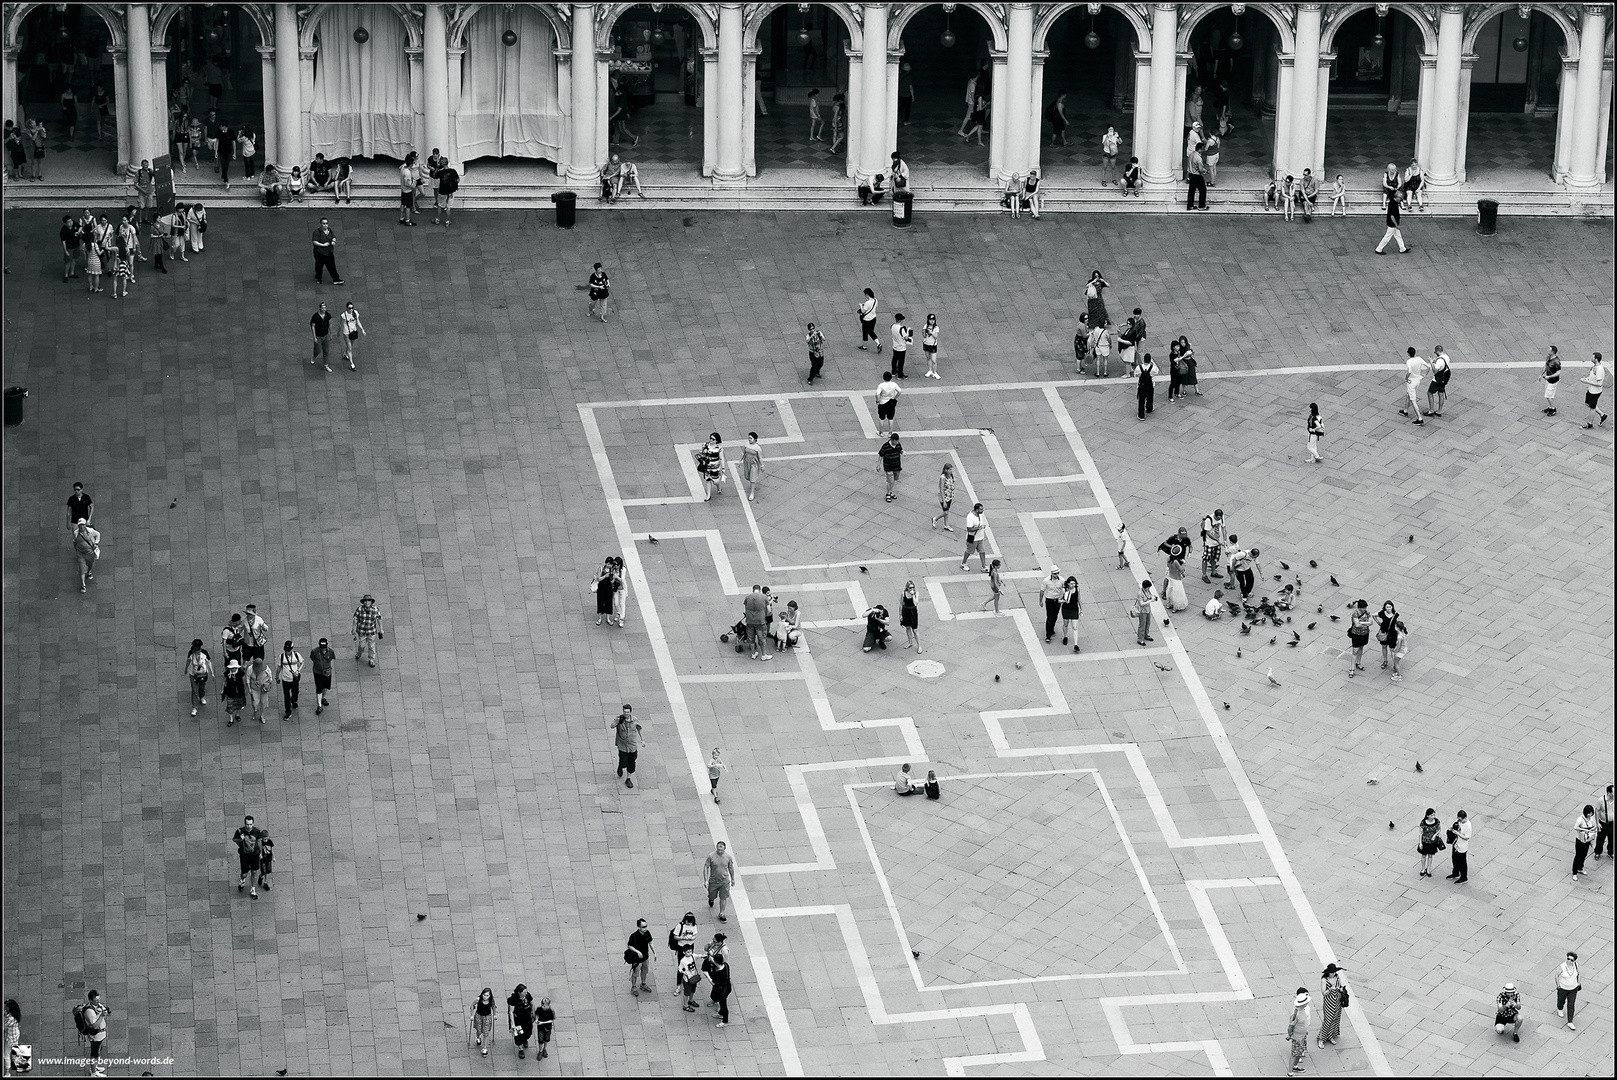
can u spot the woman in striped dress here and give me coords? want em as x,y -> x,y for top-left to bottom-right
84,234 -> 104,292
1317,964 -> 1344,1046
111,237 -> 133,298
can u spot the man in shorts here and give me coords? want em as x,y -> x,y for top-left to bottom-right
588,263 -> 610,322
961,503 -> 988,572
613,704 -> 642,788
432,159 -> 459,226
232,815 -> 261,896
805,322 -> 826,384
398,151 -> 419,225
702,840 -> 736,922
874,371 -> 900,434
310,636 -> 336,714
1581,352 -> 1609,429
310,302 -> 334,372
879,432 -> 903,502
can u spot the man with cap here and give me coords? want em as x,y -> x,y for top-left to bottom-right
1494,981 -> 1522,1041
1285,987 -> 1311,1073
1040,566 -> 1064,642
310,637 -> 337,714
352,594 -> 383,666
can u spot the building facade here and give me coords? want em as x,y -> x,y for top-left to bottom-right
3,2 -> 1611,191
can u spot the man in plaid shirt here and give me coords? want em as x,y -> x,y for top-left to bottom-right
352,594 -> 384,667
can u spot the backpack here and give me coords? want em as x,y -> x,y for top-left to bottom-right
72,1004 -> 95,1038
439,168 -> 459,195
262,185 -> 280,208
1129,315 -> 1147,343
668,927 -> 680,952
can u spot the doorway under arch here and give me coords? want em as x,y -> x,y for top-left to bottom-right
1033,5 -> 1145,180
746,3 -> 862,175
159,5 -> 267,183
1319,6 -> 1432,179
596,3 -> 716,176
1460,5 -> 1575,183
9,3 -> 122,178
891,4 -> 999,171
1177,3 -> 1292,182
453,4 -> 566,173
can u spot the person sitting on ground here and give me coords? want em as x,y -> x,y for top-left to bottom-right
862,604 -> 891,651
923,770 -> 941,799
306,153 -> 335,194
1277,583 -> 1296,610
895,763 -> 920,796
857,173 -> 887,206
1299,168 -> 1320,220
1002,172 -> 1024,217
772,600 -> 802,651
1022,168 -> 1043,218
1264,173 -> 1283,212
1203,589 -> 1226,620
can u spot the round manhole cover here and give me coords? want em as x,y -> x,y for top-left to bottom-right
907,659 -> 946,679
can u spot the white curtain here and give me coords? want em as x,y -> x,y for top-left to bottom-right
309,5 -> 414,159
454,7 -> 564,161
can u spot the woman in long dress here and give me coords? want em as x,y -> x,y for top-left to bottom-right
592,558 -> 617,627
1085,270 -> 1110,330
1164,544 -> 1189,612
1317,965 -> 1344,1046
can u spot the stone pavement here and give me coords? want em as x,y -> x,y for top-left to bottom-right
1,205 -> 1611,1076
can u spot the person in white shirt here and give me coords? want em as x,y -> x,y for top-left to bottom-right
339,302 -> 366,372
961,504 -> 988,572
72,519 -> 101,593
874,372 -> 901,434
1556,952 -> 1582,1029
1572,805 -> 1597,877
889,314 -> 912,378
1398,347 -> 1430,425
893,763 -> 919,796
1580,352 -> 1609,429
1445,809 -> 1471,883
1202,589 -> 1225,620
1425,345 -> 1452,417
857,289 -> 881,352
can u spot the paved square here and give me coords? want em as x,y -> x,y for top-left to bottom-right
2,204 -> 1611,1078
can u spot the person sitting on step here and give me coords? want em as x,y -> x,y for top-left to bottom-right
857,173 -> 887,205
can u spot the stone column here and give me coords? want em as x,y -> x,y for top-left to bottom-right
1552,56 -> 1578,181
1424,4 -> 1465,185
1595,58 -> 1613,184
1142,3 -> 1178,185
885,48 -> 900,175
743,45 -> 759,176
423,2 -> 450,159
1312,53 -> 1332,176
448,47 -> 467,169
845,44 -> 864,180
699,46 -> 718,175
1413,55 -> 1437,167
1289,4 -> 1322,179
857,2 -> 888,183
1131,49 -> 1150,165
126,3 -> 156,164
1274,55 -> 1295,178
149,45 -> 169,162
257,45 -> 279,165
407,47 -> 427,151
1000,2 -> 1033,178
1173,51 -> 1188,178
112,47 -> 132,172
1567,4 -> 1609,189
713,2 -> 745,182
567,4 -> 599,182
2,48 -> 19,137
596,46 -> 614,171
987,51 -> 1008,179
300,46 -> 318,167
275,3 -> 302,169
1027,49 -> 1046,175
1453,53 -> 1476,182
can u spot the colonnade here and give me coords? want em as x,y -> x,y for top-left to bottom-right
3,3 -> 1612,191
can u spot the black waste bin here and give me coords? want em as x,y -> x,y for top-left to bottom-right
1477,198 -> 1498,236
552,190 -> 577,229
892,190 -> 913,228
4,386 -> 27,426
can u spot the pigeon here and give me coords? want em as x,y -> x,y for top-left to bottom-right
1307,622 -> 1317,631
1279,561 -> 1290,570
1408,534 -> 1415,543
1285,616 -> 1292,624
1223,702 -> 1231,710
1317,605 -> 1324,613
648,535 -> 659,544
1269,636 -> 1277,645
860,565 -> 869,574
169,499 -> 178,509
1014,662 -> 1023,669
994,674 -> 1001,682
416,913 -> 427,921
277,1072 -> 289,1077
1239,622 -> 1251,635
1236,648 -> 1242,658
1388,820 -> 1395,828
1273,574 -> 1283,581
1153,662 -> 1172,672
1291,631 -> 1301,642
1329,575 -> 1340,587
912,950 -> 921,959
1309,560 -> 1318,568
1415,761 -> 1423,773
1329,614 -> 1340,622
1286,639 -> 1299,648
1266,668 -> 1281,686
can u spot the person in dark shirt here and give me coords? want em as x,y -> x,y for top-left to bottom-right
66,482 -> 93,527
879,433 -> 903,502
507,984 -> 535,1058
60,215 -> 82,281
310,303 -> 334,372
310,218 -> 344,284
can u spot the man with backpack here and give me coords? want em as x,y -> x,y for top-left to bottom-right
433,159 -> 459,227
72,990 -> 109,1076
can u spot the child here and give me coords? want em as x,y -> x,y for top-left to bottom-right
1264,175 -> 1282,212
1116,522 -> 1129,569
707,748 -> 726,804
257,835 -> 275,891
1203,589 -> 1225,620
1330,174 -> 1347,216
678,950 -> 702,1012
1277,584 -> 1296,611
808,88 -> 823,142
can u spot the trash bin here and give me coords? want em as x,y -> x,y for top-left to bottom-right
552,190 -> 577,229
4,386 -> 27,426
892,190 -> 913,228
1477,198 -> 1498,236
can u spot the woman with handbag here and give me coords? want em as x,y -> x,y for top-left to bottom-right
1346,600 -> 1372,675
592,557 -> 618,627
1178,336 -> 1202,396
1376,601 -> 1409,681
1317,964 -> 1346,1046
1417,807 -> 1444,877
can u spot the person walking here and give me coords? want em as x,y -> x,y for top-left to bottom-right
875,372 -> 901,435
352,594 -> 384,667
311,218 -> 344,285
1580,352 -> 1609,428
703,840 -> 737,923
890,313 -> 912,378
588,263 -> 611,322
703,951 -> 733,1027
1399,347 -> 1430,424
1494,982 -> 1523,1041
696,433 -> 726,501
1425,345 -> 1452,417
900,580 -> 923,652
740,432 -> 764,502
1374,195 -> 1408,254
256,832 -> 275,891
507,984 -> 535,1059
1376,601 -> 1408,680
1040,567 -> 1064,643
879,433 -> 904,502
241,605 -> 269,664
857,288 -> 881,352
339,302 -> 366,372
1541,344 -> 1562,415
1060,575 -> 1083,651
1595,784 -> 1614,858
533,996 -> 554,1060
1417,807 -> 1443,877
1132,579 -> 1157,646
897,63 -> 915,125
929,462 -> 956,530
1446,809 -> 1471,883
805,322 -> 826,384
1185,141 -> 1208,211
71,518 -> 100,594
186,201 -> 207,254
1307,403 -> 1325,462
470,988 -> 496,1055
1573,804 -> 1597,877
221,658 -> 247,726
220,612 -> 247,670
743,584 -> 772,661
1285,989 -> 1310,1074
3,999 -> 22,1077
310,302 -> 334,372
277,640 -> 303,720
1556,952 -> 1581,1029
310,637 -> 336,714
67,479 -> 95,529
613,704 -> 643,788
979,559 -> 1005,614
185,638 -> 214,717
75,991 -> 110,1077
707,747 -> 728,803
1316,964 -> 1345,1046
215,117 -> 235,189
1346,599 -> 1372,675
1134,353 -> 1159,420
246,655 -> 273,724
962,504 -> 989,572
232,815 -> 261,895
626,919 -> 655,996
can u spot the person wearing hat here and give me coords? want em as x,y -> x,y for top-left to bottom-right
71,518 -> 100,593
1041,567 -> 1064,643
221,658 -> 247,725
310,637 -> 337,714
1494,981 -> 1522,1040
1285,988 -> 1311,1072
352,594 -> 384,667
1317,964 -> 1345,1046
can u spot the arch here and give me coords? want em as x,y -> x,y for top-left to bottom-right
152,3 -> 273,51
595,3 -> 718,51
742,2 -> 863,53
1031,3 -> 1150,54
448,2 -> 571,51
3,2 -> 124,52
1461,4 -> 1578,59
1320,3 -> 1438,56
887,3 -> 1008,55
299,3 -> 423,51
1176,2 -> 1294,55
